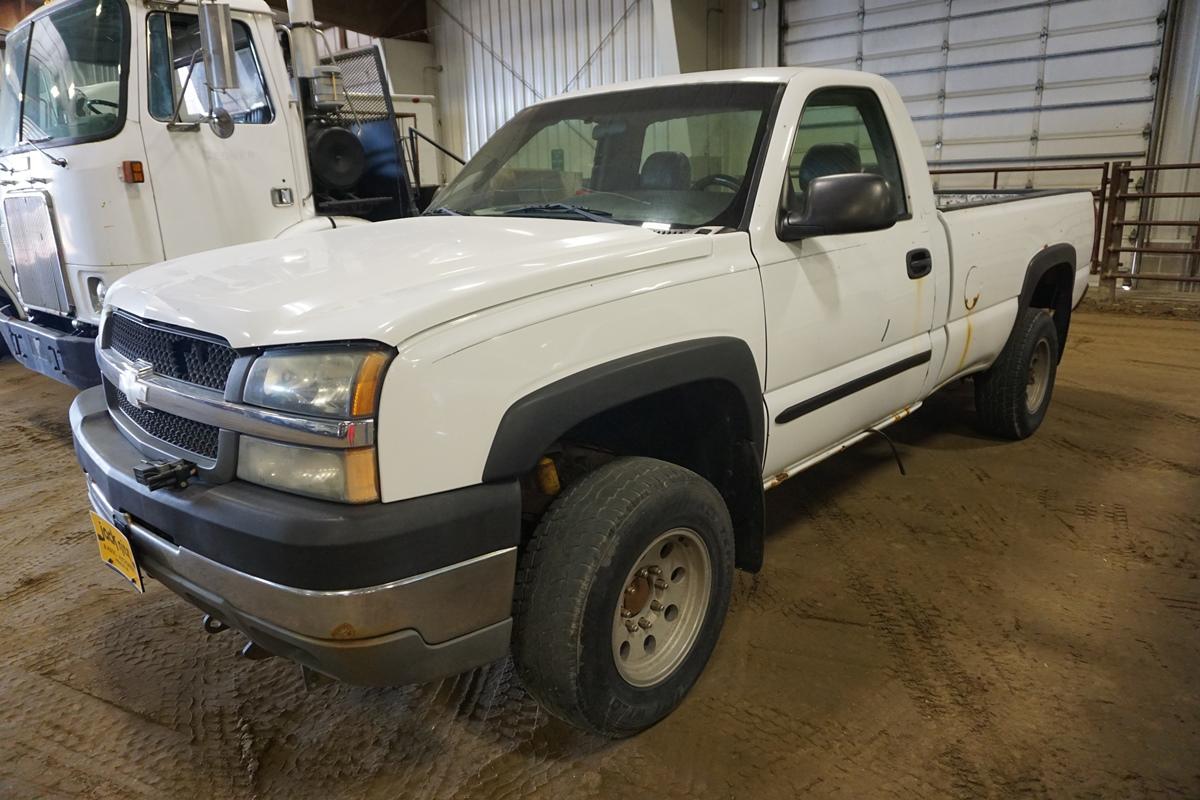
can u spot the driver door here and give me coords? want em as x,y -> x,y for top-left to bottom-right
759,87 -> 937,477
139,9 -> 302,260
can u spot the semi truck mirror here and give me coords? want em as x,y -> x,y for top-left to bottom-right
209,107 -> 235,140
199,2 -> 241,91
778,173 -> 897,241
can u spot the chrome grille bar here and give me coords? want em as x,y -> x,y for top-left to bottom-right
2,191 -> 71,315
98,345 -> 376,449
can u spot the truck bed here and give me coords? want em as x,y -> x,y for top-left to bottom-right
935,188 -> 1088,212
928,190 -> 1095,388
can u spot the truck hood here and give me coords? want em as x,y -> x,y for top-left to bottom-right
105,216 -> 713,349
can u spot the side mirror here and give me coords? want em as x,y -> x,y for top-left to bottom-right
199,2 -> 241,91
778,173 -> 897,241
199,2 -> 239,137
208,107 -> 235,139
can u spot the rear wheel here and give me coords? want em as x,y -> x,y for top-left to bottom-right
974,306 -> 1060,439
512,456 -> 734,737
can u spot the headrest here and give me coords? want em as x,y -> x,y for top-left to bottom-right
640,151 -> 692,191
797,142 -> 862,189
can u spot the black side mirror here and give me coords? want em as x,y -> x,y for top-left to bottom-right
778,172 -> 897,241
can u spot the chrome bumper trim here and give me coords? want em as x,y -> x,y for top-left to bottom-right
97,345 -> 375,449
88,480 -> 516,644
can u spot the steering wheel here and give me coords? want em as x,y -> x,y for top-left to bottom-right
692,174 -> 742,192
86,99 -> 120,114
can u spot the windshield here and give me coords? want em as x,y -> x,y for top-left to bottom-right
430,82 -> 781,229
0,0 -> 127,151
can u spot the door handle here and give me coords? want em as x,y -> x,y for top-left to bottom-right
906,248 -> 932,279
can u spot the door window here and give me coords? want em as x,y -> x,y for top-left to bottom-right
787,88 -> 907,217
147,12 -> 273,124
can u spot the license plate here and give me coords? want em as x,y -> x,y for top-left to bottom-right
90,511 -> 144,593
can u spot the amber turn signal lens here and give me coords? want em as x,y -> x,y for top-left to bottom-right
350,350 -> 390,417
120,160 -> 145,184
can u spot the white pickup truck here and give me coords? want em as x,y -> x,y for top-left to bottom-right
71,67 -> 1093,737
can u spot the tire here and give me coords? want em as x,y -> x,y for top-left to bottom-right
512,456 -> 735,737
0,297 -> 9,359
974,306 -> 1060,439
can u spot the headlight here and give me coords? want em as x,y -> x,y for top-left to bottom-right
238,437 -> 379,503
243,347 -> 390,418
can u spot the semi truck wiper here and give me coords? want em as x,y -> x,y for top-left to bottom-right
21,138 -> 68,168
424,206 -> 464,216
501,203 -> 619,224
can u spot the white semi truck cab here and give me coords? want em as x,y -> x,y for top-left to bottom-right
0,0 -> 419,386
72,67 -> 1093,736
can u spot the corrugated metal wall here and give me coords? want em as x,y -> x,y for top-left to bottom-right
429,0 -> 660,168
781,0 -> 1169,189
728,0 -> 781,70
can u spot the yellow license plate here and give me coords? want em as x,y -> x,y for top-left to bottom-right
91,511 -> 144,593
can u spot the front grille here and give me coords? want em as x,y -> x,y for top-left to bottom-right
109,312 -> 236,391
3,193 -> 70,314
118,390 -> 219,460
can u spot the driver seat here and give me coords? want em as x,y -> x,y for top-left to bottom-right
640,151 -> 692,191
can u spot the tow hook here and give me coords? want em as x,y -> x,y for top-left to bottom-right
133,458 -> 198,491
240,641 -> 274,661
202,614 -> 229,635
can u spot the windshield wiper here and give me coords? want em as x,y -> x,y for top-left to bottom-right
424,206 -> 464,216
21,138 -> 67,168
501,203 -> 619,224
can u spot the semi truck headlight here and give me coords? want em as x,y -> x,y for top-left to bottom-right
237,437 -> 379,503
243,347 -> 390,418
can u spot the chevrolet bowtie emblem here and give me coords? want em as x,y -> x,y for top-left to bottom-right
120,359 -> 154,409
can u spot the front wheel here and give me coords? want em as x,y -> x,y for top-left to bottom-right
974,306 -> 1060,439
512,457 -> 734,737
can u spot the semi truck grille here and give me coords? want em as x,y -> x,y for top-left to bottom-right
2,192 -> 70,315
117,390 -> 220,460
109,311 -> 236,392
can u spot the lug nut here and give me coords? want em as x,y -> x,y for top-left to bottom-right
654,579 -> 668,590
625,620 -> 638,633
638,618 -> 652,630
650,600 -> 664,612
648,566 -> 662,576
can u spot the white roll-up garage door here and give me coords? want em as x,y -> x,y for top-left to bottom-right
782,0 -> 1169,182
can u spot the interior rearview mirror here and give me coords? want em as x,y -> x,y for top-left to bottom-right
778,173 -> 897,241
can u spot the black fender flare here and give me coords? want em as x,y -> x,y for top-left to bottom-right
482,336 -> 766,482
482,336 -> 768,571
1018,243 -> 1076,359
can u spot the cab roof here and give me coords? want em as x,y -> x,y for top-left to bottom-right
535,67 -> 893,105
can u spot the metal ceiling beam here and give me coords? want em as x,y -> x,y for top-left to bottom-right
265,0 -> 427,40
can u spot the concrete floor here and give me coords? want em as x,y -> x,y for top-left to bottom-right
1,310 -> 1197,799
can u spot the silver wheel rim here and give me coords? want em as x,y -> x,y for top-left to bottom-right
611,527 -> 712,688
1026,338 -> 1052,413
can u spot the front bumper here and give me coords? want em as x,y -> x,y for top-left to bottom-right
0,305 -> 101,388
72,387 -> 521,686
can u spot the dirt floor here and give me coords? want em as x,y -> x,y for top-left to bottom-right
1,310 -> 1197,799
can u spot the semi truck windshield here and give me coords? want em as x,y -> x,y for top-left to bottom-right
0,0 -> 127,151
